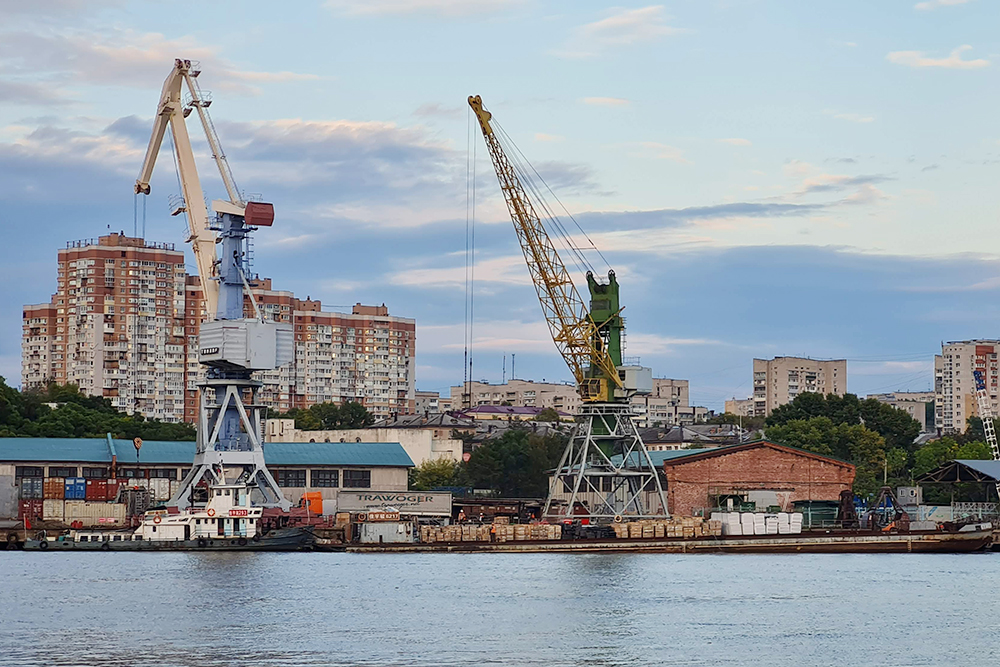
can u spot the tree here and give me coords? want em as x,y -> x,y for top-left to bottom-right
464,428 -> 567,497
0,377 -> 195,440
274,401 -> 374,430
409,458 -> 465,491
707,412 -> 766,433
533,407 -> 561,423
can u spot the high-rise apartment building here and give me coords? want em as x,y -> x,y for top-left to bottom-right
23,234 -> 416,422
752,357 -> 847,416
934,340 -> 1000,434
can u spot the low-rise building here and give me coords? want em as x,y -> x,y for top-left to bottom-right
640,424 -> 742,451
867,391 -> 935,432
0,437 -> 413,519
414,390 -> 441,414
459,405 -> 574,422
724,398 -> 754,417
265,415 -> 473,464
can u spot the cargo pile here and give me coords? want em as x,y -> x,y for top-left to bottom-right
419,523 -> 562,544
611,517 -> 722,539
712,512 -> 803,535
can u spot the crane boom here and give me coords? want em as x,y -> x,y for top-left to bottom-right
468,95 -> 621,402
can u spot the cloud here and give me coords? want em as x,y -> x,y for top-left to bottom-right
554,5 -> 681,58
718,138 -> 752,146
413,103 -> 463,118
325,0 -> 524,16
795,173 -> 893,196
626,333 -> 728,355
390,255 -> 531,289
421,320 -> 555,353
534,133 -> 564,142
886,45 -> 989,69
825,110 -> 875,123
0,79 -> 71,106
0,29 -> 318,98
914,0 -> 971,9
631,142 -> 689,163
581,96 -> 630,107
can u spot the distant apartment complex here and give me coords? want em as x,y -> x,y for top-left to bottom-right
22,234 -> 415,423
445,377 -> 708,426
723,398 -> 754,417
867,391 -> 935,433
752,357 -> 847,416
935,340 -> 1000,434
449,379 -> 582,415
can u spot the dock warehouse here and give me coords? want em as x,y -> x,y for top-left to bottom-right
660,440 -> 855,517
0,437 -> 413,520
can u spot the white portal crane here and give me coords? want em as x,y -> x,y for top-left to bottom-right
135,59 -> 291,510
971,369 -> 1000,500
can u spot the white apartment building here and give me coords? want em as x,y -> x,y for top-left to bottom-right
752,357 -> 847,416
630,378 -> 709,427
935,340 -> 1000,434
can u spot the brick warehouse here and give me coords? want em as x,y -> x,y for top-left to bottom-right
660,440 -> 855,517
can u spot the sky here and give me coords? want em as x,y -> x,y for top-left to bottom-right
1,0 -> 999,410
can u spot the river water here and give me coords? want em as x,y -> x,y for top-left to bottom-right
2,551 -> 999,666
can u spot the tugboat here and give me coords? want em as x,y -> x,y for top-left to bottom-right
22,482 -> 315,552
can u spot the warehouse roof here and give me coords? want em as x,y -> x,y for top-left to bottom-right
918,459 -> 1000,483
617,440 -> 854,469
0,438 -> 414,468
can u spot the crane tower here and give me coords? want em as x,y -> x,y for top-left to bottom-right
468,95 -> 668,522
135,59 -> 291,510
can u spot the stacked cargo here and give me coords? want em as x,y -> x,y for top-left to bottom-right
611,517 -> 722,539
18,478 -> 43,500
43,499 -> 64,521
18,499 -> 43,521
714,512 -> 804,536
43,478 -> 64,499
85,479 -> 109,500
419,523 -> 562,544
64,478 -> 86,500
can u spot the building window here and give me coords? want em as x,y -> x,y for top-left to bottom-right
15,466 -> 43,478
275,469 -> 306,487
119,468 -> 141,479
311,470 -> 339,487
48,466 -> 78,478
342,469 -> 371,488
148,469 -> 177,480
82,467 -> 109,479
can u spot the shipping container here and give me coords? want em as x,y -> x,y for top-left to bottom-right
85,479 -> 109,501
64,477 -> 87,500
169,480 -> 181,500
18,500 -> 38,521
106,479 -> 122,502
42,499 -> 64,521
43,478 -> 65,500
64,501 -> 127,527
358,521 -> 415,544
19,478 -> 43,500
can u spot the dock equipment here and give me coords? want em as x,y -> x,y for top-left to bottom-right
468,95 -> 668,521
134,59 -> 291,510
971,369 -> 1000,500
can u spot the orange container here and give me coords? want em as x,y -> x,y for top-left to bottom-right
303,491 -> 323,515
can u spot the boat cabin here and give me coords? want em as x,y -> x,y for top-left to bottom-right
135,483 -> 264,541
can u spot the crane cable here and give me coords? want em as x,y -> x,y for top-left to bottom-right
463,106 -> 476,408
492,119 -> 612,276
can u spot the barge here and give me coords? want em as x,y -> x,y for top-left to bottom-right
343,525 -> 994,554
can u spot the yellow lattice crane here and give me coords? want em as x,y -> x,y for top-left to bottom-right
469,95 -> 668,521
468,95 -> 622,403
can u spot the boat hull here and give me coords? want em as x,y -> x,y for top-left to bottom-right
344,529 -> 993,554
20,527 -> 314,552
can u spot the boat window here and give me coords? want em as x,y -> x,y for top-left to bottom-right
195,519 -> 200,525
216,489 -> 222,496
225,489 -> 231,496
152,526 -> 157,533
113,535 -> 122,541
78,535 -> 88,542
135,535 -> 143,541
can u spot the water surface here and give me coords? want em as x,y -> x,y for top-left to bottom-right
2,551 -> 998,666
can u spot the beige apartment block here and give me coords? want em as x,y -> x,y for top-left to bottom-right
752,357 -> 847,416
724,398 -> 754,417
630,378 -> 706,427
449,379 -> 581,414
23,234 -> 415,423
935,340 -> 1000,434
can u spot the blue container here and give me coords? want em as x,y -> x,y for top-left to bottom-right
64,477 -> 87,500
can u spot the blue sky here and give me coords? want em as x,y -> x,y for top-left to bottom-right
2,0 -> 999,409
